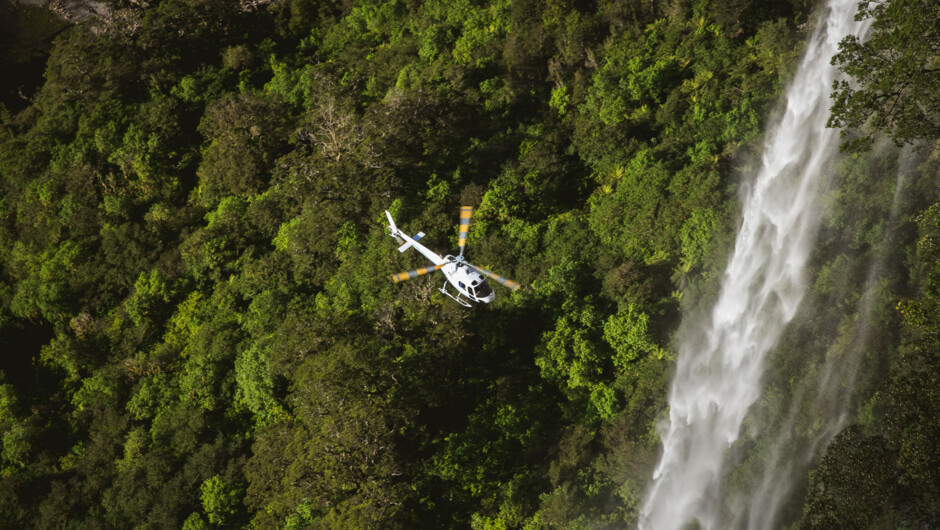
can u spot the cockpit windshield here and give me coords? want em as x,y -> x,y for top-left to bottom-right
475,280 -> 493,297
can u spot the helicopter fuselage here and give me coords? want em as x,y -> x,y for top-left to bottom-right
441,256 -> 495,304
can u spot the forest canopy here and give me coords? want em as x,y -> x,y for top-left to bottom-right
0,0 -> 937,528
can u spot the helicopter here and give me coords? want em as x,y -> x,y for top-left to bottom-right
385,206 -> 519,307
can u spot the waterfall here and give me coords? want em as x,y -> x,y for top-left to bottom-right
638,1 -> 871,528
723,143 -> 918,529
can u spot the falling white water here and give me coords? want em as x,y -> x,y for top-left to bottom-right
638,1 -> 870,529
727,144 -> 915,530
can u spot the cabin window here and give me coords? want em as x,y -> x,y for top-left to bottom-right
458,281 -> 465,289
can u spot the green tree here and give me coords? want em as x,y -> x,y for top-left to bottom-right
200,475 -> 242,526
196,94 -> 290,206
800,426 -> 898,528
829,0 -> 940,152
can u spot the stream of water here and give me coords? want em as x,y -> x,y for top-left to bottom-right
638,1 -> 871,528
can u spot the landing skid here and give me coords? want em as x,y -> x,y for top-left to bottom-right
439,282 -> 472,307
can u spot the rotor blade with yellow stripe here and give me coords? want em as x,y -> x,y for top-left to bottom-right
457,206 -> 473,256
466,263 -> 520,291
390,264 -> 445,283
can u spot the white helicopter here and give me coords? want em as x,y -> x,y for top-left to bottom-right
385,206 -> 519,307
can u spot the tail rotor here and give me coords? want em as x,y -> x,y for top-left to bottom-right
385,209 -> 407,244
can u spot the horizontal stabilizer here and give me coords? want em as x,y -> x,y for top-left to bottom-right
397,232 -> 426,252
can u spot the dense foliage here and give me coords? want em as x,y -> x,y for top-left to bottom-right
0,0 -> 936,528
793,2 -> 940,526
829,0 -> 940,152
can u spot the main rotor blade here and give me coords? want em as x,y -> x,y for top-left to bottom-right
457,206 -> 473,256
391,264 -> 444,283
466,263 -> 520,291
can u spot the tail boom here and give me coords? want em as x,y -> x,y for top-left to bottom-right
384,209 -> 446,266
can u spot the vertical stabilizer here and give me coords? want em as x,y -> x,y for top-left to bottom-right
385,210 -> 398,234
